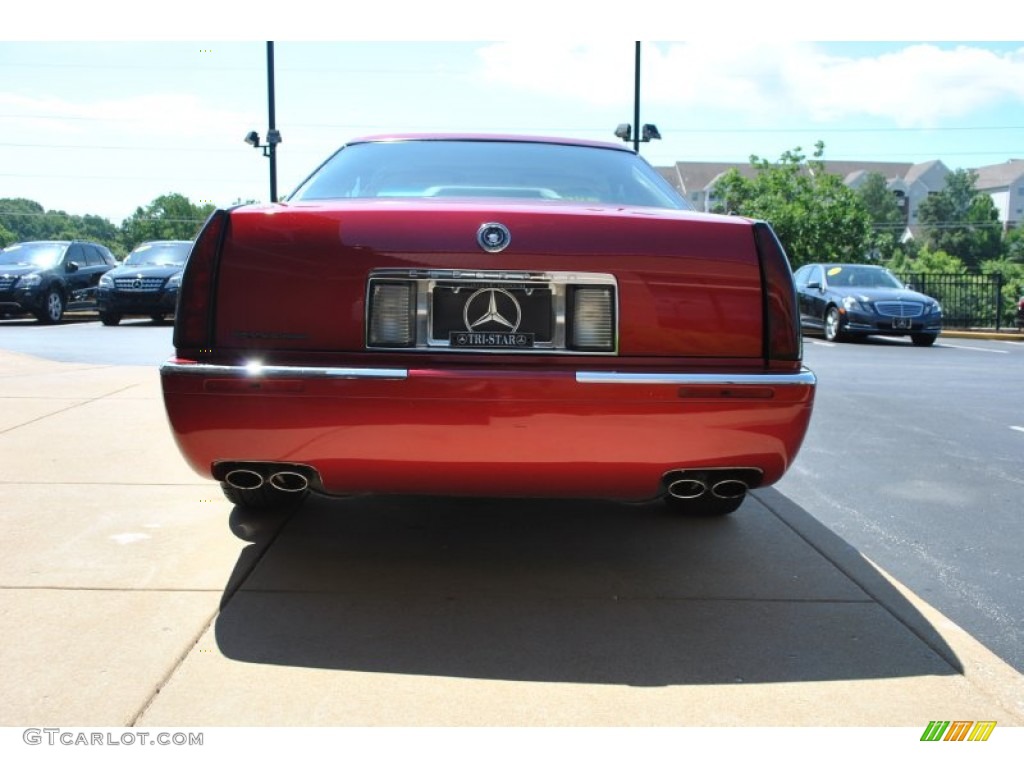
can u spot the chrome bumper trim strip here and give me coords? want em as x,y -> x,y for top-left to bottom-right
575,368 -> 817,386
160,361 -> 409,380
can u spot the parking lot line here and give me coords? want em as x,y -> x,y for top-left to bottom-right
936,343 -> 1009,354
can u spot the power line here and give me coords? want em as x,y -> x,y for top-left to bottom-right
0,142 -> 235,152
0,210 -> 209,225
0,61 -> 458,75
1,112 -> 1022,135
3,140 -> 1021,160
0,172 -> 260,183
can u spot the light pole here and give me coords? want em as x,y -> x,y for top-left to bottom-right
632,41 -> 640,154
244,41 -> 283,202
266,41 -> 279,203
614,42 -> 661,152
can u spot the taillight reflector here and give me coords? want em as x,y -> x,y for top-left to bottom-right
174,209 -> 228,352
753,222 -> 801,363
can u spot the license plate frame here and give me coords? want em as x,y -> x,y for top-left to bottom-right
431,282 -> 554,346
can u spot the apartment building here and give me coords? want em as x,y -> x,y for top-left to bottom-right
658,158 -> 1021,233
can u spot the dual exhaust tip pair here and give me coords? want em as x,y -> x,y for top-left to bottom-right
664,469 -> 760,502
223,465 -> 311,494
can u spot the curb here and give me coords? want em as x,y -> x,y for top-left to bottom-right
941,329 -> 1024,342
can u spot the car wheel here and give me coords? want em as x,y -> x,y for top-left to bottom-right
36,289 -> 64,324
664,493 -> 744,517
823,306 -> 845,342
911,333 -> 937,347
220,481 -> 309,510
99,312 -> 122,326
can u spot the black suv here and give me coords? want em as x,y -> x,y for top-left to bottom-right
0,240 -> 117,323
97,240 -> 193,325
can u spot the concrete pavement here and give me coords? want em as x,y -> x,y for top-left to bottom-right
0,348 -> 1021,726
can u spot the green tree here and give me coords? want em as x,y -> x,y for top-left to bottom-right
0,198 -> 121,253
912,248 -> 968,274
857,172 -> 906,261
0,198 -> 48,241
1003,225 -> 1024,264
120,193 -> 215,250
980,257 -> 1024,327
711,142 -> 872,269
916,169 -> 1002,270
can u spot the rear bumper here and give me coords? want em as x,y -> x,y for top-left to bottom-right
160,361 -> 816,500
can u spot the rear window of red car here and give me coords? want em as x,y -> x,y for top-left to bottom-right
289,139 -> 690,210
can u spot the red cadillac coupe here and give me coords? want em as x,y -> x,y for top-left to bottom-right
161,135 -> 816,515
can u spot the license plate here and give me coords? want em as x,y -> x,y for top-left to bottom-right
450,331 -> 535,349
892,317 -> 912,329
432,284 -> 553,344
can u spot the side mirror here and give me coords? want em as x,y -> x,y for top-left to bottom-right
807,281 -> 821,290
66,261 -> 80,273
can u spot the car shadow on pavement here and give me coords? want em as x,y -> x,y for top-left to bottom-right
213,488 -> 961,686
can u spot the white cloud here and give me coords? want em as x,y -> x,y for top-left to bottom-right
786,44 -> 1024,126
476,42 -> 1024,128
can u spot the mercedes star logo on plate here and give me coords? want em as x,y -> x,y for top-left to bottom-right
463,287 -> 522,332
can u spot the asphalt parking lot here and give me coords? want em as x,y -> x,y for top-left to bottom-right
783,331 -> 1024,675
0,321 -> 1022,728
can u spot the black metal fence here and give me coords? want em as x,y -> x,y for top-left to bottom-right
897,272 -> 1014,330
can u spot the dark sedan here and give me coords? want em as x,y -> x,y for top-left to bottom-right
97,240 -> 193,325
794,263 -> 943,346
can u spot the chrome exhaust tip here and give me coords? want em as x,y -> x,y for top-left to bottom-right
224,468 -> 265,490
712,479 -> 748,500
268,470 -> 310,493
667,478 -> 708,500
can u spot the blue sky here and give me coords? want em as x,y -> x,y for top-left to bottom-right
3,5 -> 1023,223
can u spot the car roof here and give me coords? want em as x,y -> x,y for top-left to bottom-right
343,133 -> 634,153
807,264 -> 892,274
5,240 -> 71,247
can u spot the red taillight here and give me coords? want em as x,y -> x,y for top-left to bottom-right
174,210 -> 228,353
753,222 -> 801,363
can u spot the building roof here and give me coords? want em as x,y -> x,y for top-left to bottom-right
904,160 -> 947,185
971,159 -> 1024,190
660,160 -> 919,194
657,157 -> 1023,223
